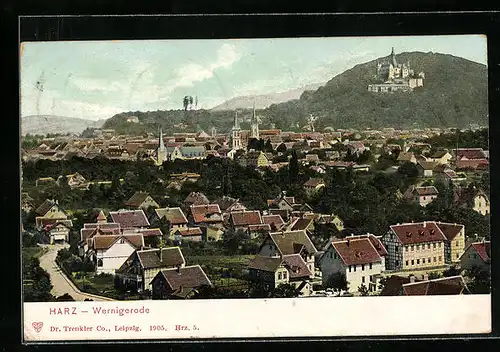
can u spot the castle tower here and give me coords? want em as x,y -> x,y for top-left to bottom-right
231,111 -> 242,150
156,128 -> 167,166
390,47 -> 398,67
250,103 -> 260,140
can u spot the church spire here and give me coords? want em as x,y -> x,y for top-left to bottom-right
250,102 -> 259,140
390,47 -> 397,66
233,111 -> 240,130
158,128 -> 165,150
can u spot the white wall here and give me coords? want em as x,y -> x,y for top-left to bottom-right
96,240 -> 137,274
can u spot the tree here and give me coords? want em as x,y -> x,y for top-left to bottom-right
465,266 -> 490,294
325,272 -> 348,292
443,266 -> 461,277
264,139 -> 274,152
271,283 -> 300,298
56,293 -> 75,301
428,271 -> 441,280
357,284 -> 369,296
397,161 -> 419,184
288,149 -> 299,184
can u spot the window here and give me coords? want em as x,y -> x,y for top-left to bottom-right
395,245 -> 399,252
362,276 -> 365,283
411,260 -> 414,265
405,246 -> 409,252
369,275 -> 373,282
417,259 -> 420,265
406,260 -> 409,266
362,264 -> 365,271
439,256 -> 442,262
278,272 -> 282,280
428,257 -> 431,263
269,245 -> 272,250
395,260 -> 399,267
417,245 -> 420,250
411,245 -> 414,251
369,263 -> 372,270
433,243 -> 436,249
256,271 -> 261,277
455,240 -> 459,247
353,265 -> 357,272
456,253 -> 459,259
334,252 -> 337,259
423,196 -> 426,200
283,272 -> 287,279
433,257 -> 437,262
422,258 -> 425,263
427,244 -> 431,249
438,243 -> 441,248
349,265 -> 352,272
97,259 -> 103,267
120,238 -> 125,244
329,252 -> 333,259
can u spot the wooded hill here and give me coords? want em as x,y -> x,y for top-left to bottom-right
100,51 -> 488,136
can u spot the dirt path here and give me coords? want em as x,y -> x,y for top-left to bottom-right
38,244 -> 114,301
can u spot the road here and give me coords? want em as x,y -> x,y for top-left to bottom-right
38,243 -> 114,301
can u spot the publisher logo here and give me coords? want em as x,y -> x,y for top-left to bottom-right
32,322 -> 43,333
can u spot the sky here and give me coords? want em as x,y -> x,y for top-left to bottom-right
20,35 -> 487,121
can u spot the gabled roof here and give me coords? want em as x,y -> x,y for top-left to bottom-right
453,148 -> 486,160
463,241 -> 491,263
430,150 -> 451,159
136,247 -> 185,269
290,218 -> 314,231
282,254 -> 312,279
81,225 -> 121,241
414,186 -> 439,196
455,159 -> 489,170
175,227 -> 203,237
417,161 -> 439,170
109,209 -> 150,229
402,276 -> 468,295
123,228 -> 163,238
435,222 -> 464,241
331,237 -> 382,266
92,234 -> 144,250
230,211 -> 262,226
262,214 -> 285,229
389,222 -> 447,245
155,207 -> 188,225
190,204 -> 222,223
212,196 -> 240,212
125,191 -> 155,207
35,199 -> 61,216
345,234 -> 388,257
303,178 -> 325,187
96,210 -> 107,222
156,265 -> 212,292
248,255 -> 283,272
267,230 -> 317,256
40,219 -> 73,231
184,192 -> 210,206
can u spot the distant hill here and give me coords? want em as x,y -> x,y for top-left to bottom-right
210,82 -> 325,111
264,51 -> 488,130
102,51 -> 488,136
21,115 -> 106,136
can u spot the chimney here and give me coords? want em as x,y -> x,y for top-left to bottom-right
409,275 -> 416,283
423,221 -> 426,228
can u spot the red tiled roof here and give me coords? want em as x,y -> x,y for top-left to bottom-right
158,265 -> 212,292
92,234 -> 144,250
282,254 -> 312,279
109,210 -> 150,229
402,276 -> 467,295
248,224 -> 272,232
389,222 -> 447,245
454,148 -> 486,160
332,238 -> 382,266
436,222 -> 463,241
414,186 -> 439,196
176,227 -> 203,236
190,204 -> 222,223
262,214 -> 285,229
230,211 -> 262,226
81,227 -> 120,241
347,234 -> 388,257
470,241 -> 491,263
455,159 -> 489,170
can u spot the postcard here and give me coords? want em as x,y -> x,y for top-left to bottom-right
20,34 -> 491,342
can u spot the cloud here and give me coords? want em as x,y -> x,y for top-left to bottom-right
171,43 -> 241,89
70,77 -> 123,93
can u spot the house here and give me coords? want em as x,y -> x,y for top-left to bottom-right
213,196 -> 247,213
396,152 -> 417,164
205,225 -> 225,242
258,230 -> 317,278
434,168 -> 467,184
125,191 -> 160,210
243,151 -> 270,168
229,210 -> 263,232
416,161 -> 439,177
173,227 -> 203,243
21,192 -> 35,213
188,204 -> 224,229
459,240 -> 490,273
289,217 -> 315,233
453,186 -> 490,216
381,221 -> 465,271
109,209 -> 150,230
115,247 -> 186,292
155,207 -> 189,236
87,234 -> 144,274
248,224 -> 272,239
303,178 -> 326,197
412,186 -> 439,207
427,150 -> 453,165
453,148 -> 487,161
401,275 -> 469,295
304,153 -> 320,164
319,234 -> 387,294
35,177 -> 57,187
151,265 -> 212,299
248,254 -> 314,296
262,214 -> 285,231
267,191 -> 299,211
63,172 -> 90,190
455,159 -> 489,171
183,192 -> 210,208
167,145 -> 206,161
35,199 -> 67,219
40,219 -> 73,244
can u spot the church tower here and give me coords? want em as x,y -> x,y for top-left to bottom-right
156,128 -> 167,166
231,111 -> 242,150
390,47 -> 398,67
250,103 -> 260,140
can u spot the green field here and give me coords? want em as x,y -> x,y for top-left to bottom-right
186,255 -> 254,284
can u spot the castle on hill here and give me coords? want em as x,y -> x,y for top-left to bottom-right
367,47 -> 425,93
